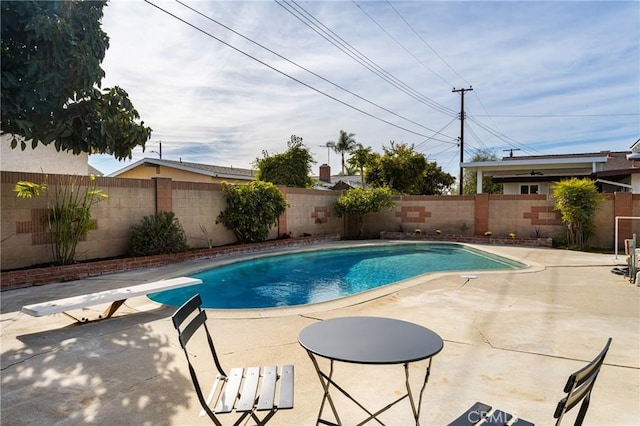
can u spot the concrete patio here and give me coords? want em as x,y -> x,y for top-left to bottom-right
1,242 -> 638,425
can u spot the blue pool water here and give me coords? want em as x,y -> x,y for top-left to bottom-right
148,243 -> 523,309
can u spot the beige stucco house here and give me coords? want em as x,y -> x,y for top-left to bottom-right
108,158 -> 255,183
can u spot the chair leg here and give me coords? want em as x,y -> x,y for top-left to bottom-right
573,396 -> 590,426
250,409 -> 277,425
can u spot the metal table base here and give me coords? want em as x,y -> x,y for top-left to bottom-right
306,352 -> 435,426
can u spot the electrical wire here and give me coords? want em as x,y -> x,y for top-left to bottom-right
384,0 -> 472,88
471,113 -> 639,118
466,116 -> 544,155
175,0 -> 454,141
143,0 -> 444,140
275,0 -> 458,118
414,117 -> 458,150
352,0 -> 454,88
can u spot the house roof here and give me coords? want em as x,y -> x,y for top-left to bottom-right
108,158 -> 256,180
88,165 -> 103,176
462,150 -> 635,178
313,175 -> 363,190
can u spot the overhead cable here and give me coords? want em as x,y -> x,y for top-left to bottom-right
143,0 -> 444,140
471,113 -> 639,118
385,0 -> 472,88
275,0 -> 458,118
414,117 -> 459,150
467,116 -> 544,155
175,0 -> 454,141
352,0 -> 454,88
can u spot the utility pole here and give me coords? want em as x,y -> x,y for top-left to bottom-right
151,140 -> 162,159
453,86 -> 473,195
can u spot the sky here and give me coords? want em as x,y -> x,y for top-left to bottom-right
89,0 -> 640,180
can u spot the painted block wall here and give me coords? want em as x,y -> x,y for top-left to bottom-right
1,171 -> 636,270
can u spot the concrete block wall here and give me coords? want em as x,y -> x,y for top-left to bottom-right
487,194 -> 562,240
280,187 -> 343,237
1,172 -> 343,270
2,170 -> 637,271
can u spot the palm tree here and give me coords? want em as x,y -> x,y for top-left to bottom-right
347,146 -> 374,186
331,130 -> 359,175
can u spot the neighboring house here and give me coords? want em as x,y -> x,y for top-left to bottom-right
462,150 -> 640,194
108,158 -> 256,183
313,164 -> 362,190
1,134 -> 90,175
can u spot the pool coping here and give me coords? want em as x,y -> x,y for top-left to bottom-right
149,240 -> 546,319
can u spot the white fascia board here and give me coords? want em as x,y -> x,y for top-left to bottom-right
109,157 -> 254,180
461,156 -> 609,171
107,158 -> 148,177
107,158 -> 203,177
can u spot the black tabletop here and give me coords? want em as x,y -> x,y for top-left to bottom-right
298,316 -> 443,364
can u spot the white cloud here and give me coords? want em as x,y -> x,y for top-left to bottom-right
91,0 -> 640,178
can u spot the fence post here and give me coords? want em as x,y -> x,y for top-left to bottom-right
153,177 -> 173,213
474,193 -> 489,235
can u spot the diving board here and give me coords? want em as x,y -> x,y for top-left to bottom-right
21,277 -> 202,323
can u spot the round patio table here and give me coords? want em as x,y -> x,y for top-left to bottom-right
298,316 -> 444,425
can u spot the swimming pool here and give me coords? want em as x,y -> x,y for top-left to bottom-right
148,243 -> 524,309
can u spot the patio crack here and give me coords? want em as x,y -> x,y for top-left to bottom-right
473,325 -> 496,349
0,347 -> 59,371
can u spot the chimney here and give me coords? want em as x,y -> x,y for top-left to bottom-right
319,164 -> 331,182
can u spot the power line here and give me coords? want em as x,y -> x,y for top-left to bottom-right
275,0 -> 458,118
414,117 -> 459,150
174,0 -> 454,141
143,0 -> 444,140
385,0 -> 472,88
471,113 -> 639,118
466,116 -> 545,155
352,0 -> 454,88
464,121 -> 488,151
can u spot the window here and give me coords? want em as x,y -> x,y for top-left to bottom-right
520,184 -> 539,195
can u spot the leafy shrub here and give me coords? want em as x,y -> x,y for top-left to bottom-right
216,181 -> 289,243
335,186 -> 394,237
128,211 -> 188,256
553,178 -> 604,249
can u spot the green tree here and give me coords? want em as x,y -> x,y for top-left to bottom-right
334,186 -> 394,237
347,146 -> 375,186
422,162 -> 456,195
216,181 -> 289,243
329,130 -> 360,175
463,149 -> 503,194
366,142 -> 427,194
553,178 -> 604,249
255,135 -> 315,188
1,1 -> 151,159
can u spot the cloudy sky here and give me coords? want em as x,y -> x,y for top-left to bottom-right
89,0 -> 640,180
